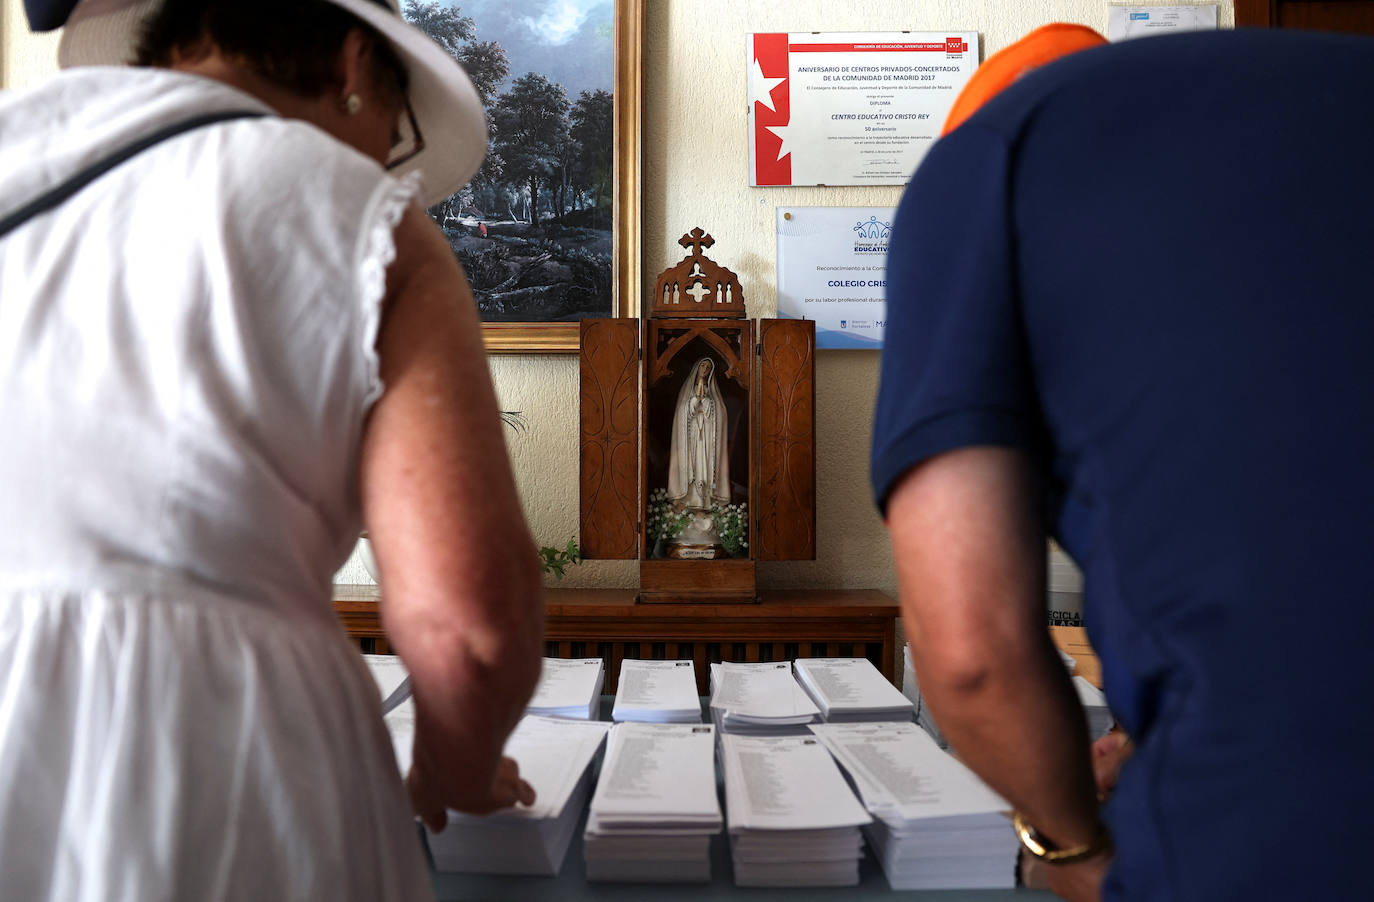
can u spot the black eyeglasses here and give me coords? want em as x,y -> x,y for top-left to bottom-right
386,98 -> 425,170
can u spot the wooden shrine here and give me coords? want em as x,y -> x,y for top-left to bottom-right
579,228 -> 816,603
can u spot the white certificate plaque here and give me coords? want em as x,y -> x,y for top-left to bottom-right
776,207 -> 894,349
748,32 -> 978,187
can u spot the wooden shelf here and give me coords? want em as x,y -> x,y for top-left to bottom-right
333,585 -> 899,694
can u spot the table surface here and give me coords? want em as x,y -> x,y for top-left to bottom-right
427,698 -> 1055,902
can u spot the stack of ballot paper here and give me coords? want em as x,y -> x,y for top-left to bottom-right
527,657 -> 605,720
810,721 -> 1018,890
1058,646 -> 1079,673
428,715 -> 611,876
709,661 -> 820,735
720,734 -> 872,887
902,644 -> 950,749
905,644 -> 1113,747
795,657 -> 914,723
1073,675 -> 1116,740
584,722 -> 722,883
362,653 -> 416,773
611,659 -> 702,723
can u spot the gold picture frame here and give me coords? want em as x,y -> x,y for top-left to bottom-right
482,0 -> 643,353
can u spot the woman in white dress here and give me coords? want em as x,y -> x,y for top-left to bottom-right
0,1 -> 542,899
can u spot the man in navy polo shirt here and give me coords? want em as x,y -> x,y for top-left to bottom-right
872,25 -> 1374,902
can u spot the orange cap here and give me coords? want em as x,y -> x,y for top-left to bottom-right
941,23 -> 1107,137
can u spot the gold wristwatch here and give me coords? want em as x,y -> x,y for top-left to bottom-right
1013,811 -> 1112,864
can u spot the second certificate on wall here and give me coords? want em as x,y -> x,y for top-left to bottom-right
777,207 -> 895,349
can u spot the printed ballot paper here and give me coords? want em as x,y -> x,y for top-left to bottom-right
810,721 -> 1018,890
720,734 -> 872,887
527,657 -> 605,720
428,715 -> 611,876
710,661 -> 820,735
363,653 -> 416,774
612,659 -> 702,723
748,32 -> 977,186
794,657 -> 914,722
906,643 -> 1115,746
902,643 -> 949,749
1074,675 -> 1116,740
585,723 -> 722,883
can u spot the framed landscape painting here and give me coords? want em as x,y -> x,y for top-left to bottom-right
401,0 -> 643,352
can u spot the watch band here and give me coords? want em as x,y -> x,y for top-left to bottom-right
1013,810 -> 1112,864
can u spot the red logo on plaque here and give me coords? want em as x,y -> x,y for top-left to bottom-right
945,37 -> 967,54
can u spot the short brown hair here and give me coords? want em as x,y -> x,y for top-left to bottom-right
133,0 -> 408,101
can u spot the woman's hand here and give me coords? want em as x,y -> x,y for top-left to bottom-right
407,745 -> 536,832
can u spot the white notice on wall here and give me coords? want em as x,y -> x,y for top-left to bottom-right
1107,5 -> 1218,42
777,206 -> 894,349
747,32 -> 978,186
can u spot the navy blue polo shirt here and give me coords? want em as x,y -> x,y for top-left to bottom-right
871,29 -> 1374,901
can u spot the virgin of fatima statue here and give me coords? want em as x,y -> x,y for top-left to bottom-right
665,358 -> 731,555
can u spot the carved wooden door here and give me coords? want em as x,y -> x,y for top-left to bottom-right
579,319 -> 639,559
755,318 -> 816,560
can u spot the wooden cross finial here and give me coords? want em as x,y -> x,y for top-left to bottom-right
678,228 -> 715,256
652,225 -> 743,319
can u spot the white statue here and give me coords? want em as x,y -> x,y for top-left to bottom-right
667,357 -> 730,511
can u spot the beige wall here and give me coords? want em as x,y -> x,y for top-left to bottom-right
1,1 -> 1235,599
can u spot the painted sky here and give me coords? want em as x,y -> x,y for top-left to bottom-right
443,0 -> 615,102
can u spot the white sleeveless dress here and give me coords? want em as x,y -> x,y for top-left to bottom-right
0,67 -> 434,901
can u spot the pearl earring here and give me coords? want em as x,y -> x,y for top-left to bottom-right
343,93 -> 362,115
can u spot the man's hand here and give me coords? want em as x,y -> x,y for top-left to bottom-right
1044,853 -> 1111,902
1022,730 -> 1131,897
407,747 -> 536,832
1091,730 -> 1133,796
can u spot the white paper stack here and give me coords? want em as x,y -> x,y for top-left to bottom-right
528,657 -> 605,720
362,653 -> 416,774
906,644 -> 1112,747
795,657 -> 914,723
902,644 -> 950,749
428,715 -> 611,876
1073,675 -> 1116,740
611,659 -> 702,723
709,661 -> 820,735
1058,647 -> 1079,674
720,734 -> 871,887
584,722 -> 722,883
810,721 -> 1018,890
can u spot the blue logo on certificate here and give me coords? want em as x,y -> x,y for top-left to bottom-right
1130,12 -> 1150,20
852,216 -> 892,240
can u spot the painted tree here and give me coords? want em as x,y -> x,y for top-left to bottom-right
402,2 -> 509,224
401,1 -> 508,106
491,73 -> 570,225
569,89 -> 614,226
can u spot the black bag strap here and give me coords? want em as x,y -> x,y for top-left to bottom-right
0,110 -> 265,240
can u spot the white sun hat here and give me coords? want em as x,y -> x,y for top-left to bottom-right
57,0 -> 487,206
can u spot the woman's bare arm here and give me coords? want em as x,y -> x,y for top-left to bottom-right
360,205 -> 543,822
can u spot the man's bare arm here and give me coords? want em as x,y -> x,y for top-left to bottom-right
886,447 -> 1105,895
